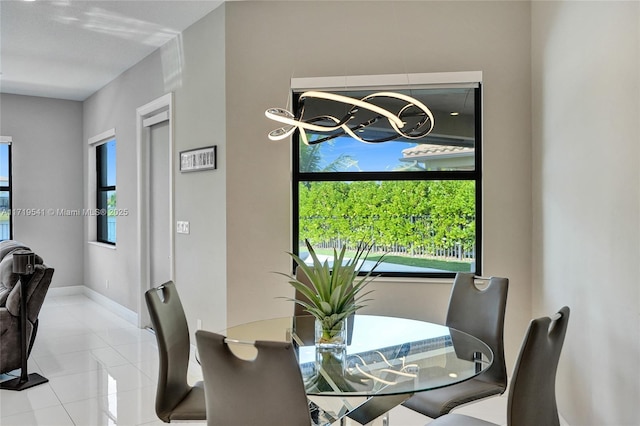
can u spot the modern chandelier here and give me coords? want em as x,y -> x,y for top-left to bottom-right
265,91 -> 435,144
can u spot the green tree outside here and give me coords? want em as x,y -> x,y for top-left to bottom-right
299,180 -> 475,266
296,140 -> 476,270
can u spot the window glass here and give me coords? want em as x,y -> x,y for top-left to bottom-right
298,88 -> 476,173
97,139 -> 116,244
293,85 -> 481,277
0,191 -> 9,241
0,144 -> 11,241
98,139 -> 116,187
298,180 -> 476,275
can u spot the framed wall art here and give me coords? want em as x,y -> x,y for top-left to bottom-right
180,145 -> 217,172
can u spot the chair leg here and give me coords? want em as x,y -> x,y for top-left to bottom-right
346,394 -> 407,425
382,412 -> 389,426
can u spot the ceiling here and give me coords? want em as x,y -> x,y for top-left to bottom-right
0,0 -> 224,101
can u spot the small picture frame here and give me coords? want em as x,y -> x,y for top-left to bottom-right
180,146 -> 217,172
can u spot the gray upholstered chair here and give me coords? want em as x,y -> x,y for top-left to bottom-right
145,281 -> 206,422
0,241 -> 54,375
195,329 -> 313,426
428,306 -> 570,426
343,273 -> 508,424
401,272 -> 509,419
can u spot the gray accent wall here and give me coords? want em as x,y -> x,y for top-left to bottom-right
0,94 -> 83,287
224,1 -> 533,371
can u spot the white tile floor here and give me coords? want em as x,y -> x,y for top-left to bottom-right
0,293 -> 508,426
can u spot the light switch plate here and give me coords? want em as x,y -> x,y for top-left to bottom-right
177,221 -> 190,234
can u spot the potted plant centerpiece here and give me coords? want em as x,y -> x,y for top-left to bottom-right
283,239 -> 383,349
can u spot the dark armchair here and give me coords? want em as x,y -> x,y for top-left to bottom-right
0,240 -> 54,375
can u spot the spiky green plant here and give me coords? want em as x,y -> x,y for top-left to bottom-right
283,239 -> 384,343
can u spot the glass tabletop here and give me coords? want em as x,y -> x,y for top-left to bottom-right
223,314 -> 493,398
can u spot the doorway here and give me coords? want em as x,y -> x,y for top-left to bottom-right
136,94 -> 174,328
148,120 -> 171,292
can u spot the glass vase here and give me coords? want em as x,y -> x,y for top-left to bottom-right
315,317 -> 346,350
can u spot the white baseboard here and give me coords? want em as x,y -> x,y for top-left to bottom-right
47,285 -> 84,297
48,285 -> 139,327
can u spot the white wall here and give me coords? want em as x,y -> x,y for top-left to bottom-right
83,45 -> 167,312
173,7 -> 227,335
532,1 -> 640,424
82,6 -> 227,332
224,0 -> 533,369
0,94 -> 84,287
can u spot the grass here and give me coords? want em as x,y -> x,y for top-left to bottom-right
308,247 -> 472,272
367,254 -> 471,272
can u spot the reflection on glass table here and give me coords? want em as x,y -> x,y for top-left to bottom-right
223,315 -> 492,425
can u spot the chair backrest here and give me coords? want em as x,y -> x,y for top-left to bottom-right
0,260 -> 54,374
0,242 -> 45,308
507,306 -> 570,426
145,281 -> 192,422
445,272 -> 509,387
4,264 -> 54,323
196,330 -> 312,426
25,264 -> 54,324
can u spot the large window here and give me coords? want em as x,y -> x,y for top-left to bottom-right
292,80 -> 481,278
96,138 -> 116,244
0,143 -> 11,241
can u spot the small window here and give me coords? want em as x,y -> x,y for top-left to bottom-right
96,139 -> 116,244
0,143 -> 11,241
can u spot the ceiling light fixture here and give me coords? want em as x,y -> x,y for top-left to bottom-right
265,91 -> 435,144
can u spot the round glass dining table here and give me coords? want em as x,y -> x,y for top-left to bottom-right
223,314 -> 492,425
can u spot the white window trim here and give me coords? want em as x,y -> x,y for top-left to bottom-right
88,128 -> 115,146
291,71 -> 483,92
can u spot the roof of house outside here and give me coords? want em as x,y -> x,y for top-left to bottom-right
401,144 -> 474,161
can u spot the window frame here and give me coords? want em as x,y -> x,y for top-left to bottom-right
290,74 -> 483,279
96,138 -> 116,245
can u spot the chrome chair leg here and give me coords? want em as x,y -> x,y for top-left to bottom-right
382,412 -> 389,426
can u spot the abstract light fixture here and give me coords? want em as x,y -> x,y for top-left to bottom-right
347,351 -> 419,386
265,91 -> 435,144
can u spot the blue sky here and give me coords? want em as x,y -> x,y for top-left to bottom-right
317,137 -> 415,171
105,139 -> 117,185
0,145 -> 8,179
